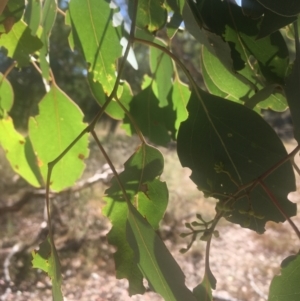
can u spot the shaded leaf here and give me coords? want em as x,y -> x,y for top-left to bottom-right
124,82 -> 172,146
0,20 -> 43,67
285,35 -> 300,144
103,143 -> 168,295
69,0 -> 122,94
193,275 -> 213,301
127,202 -> 196,301
39,0 -> 57,80
268,253 -> 300,301
88,72 -> 132,120
150,40 -> 173,107
28,84 -> 89,192
0,0 -> 25,34
177,89 -> 296,233
24,0 -> 42,36
257,0 -> 300,17
0,116 -> 42,187
129,0 -> 167,33
32,236 -> 63,301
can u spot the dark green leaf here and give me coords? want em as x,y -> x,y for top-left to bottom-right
177,89 -> 296,233
0,20 -> 43,67
257,0 -> 300,17
127,202 -> 196,301
0,0 -> 25,34
193,275 -> 213,301
124,80 -> 172,146
268,253 -> 300,301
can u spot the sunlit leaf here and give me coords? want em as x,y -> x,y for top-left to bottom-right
0,20 -> 43,66
28,84 -> 89,192
127,202 -> 196,301
268,253 -> 300,301
0,116 -> 42,187
0,73 -> 14,113
69,0 -> 122,94
177,89 -> 296,233
103,143 -> 168,295
193,275 -> 213,301
32,236 -> 63,301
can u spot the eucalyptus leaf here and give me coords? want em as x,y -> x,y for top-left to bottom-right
177,89 -> 296,233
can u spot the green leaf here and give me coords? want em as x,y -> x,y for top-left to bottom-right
0,20 -> 43,67
103,143 -> 168,295
171,77 -> 190,135
24,0 -> 42,36
88,73 -> 132,120
28,84 -> 89,192
39,0 -> 57,80
0,0 -> 25,34
69,0 -> 122,94
32,236 -> 63,301
257,0 -> 300,17
0,73 -> 14,114
285,41 -> 300,144
201,45 -> 248,104
127,202 -> 196,301
0,116 -> 42,187
166,0 -> 185,38
150,40 -> 174,107
129,0 -> 167,33
193,275 -> 213,301
268,253 -> 300,301
124,81 -> 172,146
177,89 -> 296,233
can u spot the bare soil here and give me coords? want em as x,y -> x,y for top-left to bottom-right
0,127 -> 299,301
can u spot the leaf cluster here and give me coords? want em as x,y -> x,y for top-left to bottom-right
1,0 -> 300,300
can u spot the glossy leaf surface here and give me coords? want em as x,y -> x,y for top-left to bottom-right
177,89 -> 296,233
28,85 -> 89,192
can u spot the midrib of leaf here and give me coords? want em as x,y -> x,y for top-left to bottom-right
86,0 -> 112,92
128,207 -> 173,300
